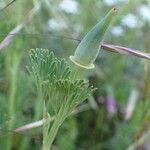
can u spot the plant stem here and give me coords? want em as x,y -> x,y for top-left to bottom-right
144,60 -> 150,100
43,107 -> 66,150
34,81 -> 43,119
6,55 -> 20,150
14,103 -> 90,132
43,118 -> 60,150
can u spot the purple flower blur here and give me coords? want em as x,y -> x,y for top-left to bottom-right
106,95 -> 117,115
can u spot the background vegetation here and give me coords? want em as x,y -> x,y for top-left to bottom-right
0,0 -> 150,149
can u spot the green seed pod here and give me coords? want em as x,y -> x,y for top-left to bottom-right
70,8 -> 117,69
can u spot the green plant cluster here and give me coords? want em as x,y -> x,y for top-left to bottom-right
28,48 -> 95,149
28,48 -> 94,116
0,0 -> 150,150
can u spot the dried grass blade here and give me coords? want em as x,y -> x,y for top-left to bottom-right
0,0 -> 16,12
0,24 -> 23,50
101,44 -> 150,60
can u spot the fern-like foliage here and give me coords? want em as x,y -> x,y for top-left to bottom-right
28,48 -> 70,88
28,48 -> 94,116
43,79 -> 94,115
28,48 -> 95,149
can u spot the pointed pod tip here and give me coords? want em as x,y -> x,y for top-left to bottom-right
113,7 -> 117,12
108,7 -> 117,16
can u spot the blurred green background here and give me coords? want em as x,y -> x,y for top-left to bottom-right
0,0 -> 150,149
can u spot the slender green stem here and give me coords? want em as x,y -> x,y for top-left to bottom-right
6,56 -> 20,150
43,106 -> 66,150
34,80 -> 43,119
144,60 -> 150,100
72,65 -> 85,79
43,118 -> 61,150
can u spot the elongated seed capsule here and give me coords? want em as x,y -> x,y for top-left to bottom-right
70,8 -> 117,69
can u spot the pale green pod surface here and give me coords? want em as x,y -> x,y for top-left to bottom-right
70,8 -> 116,69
